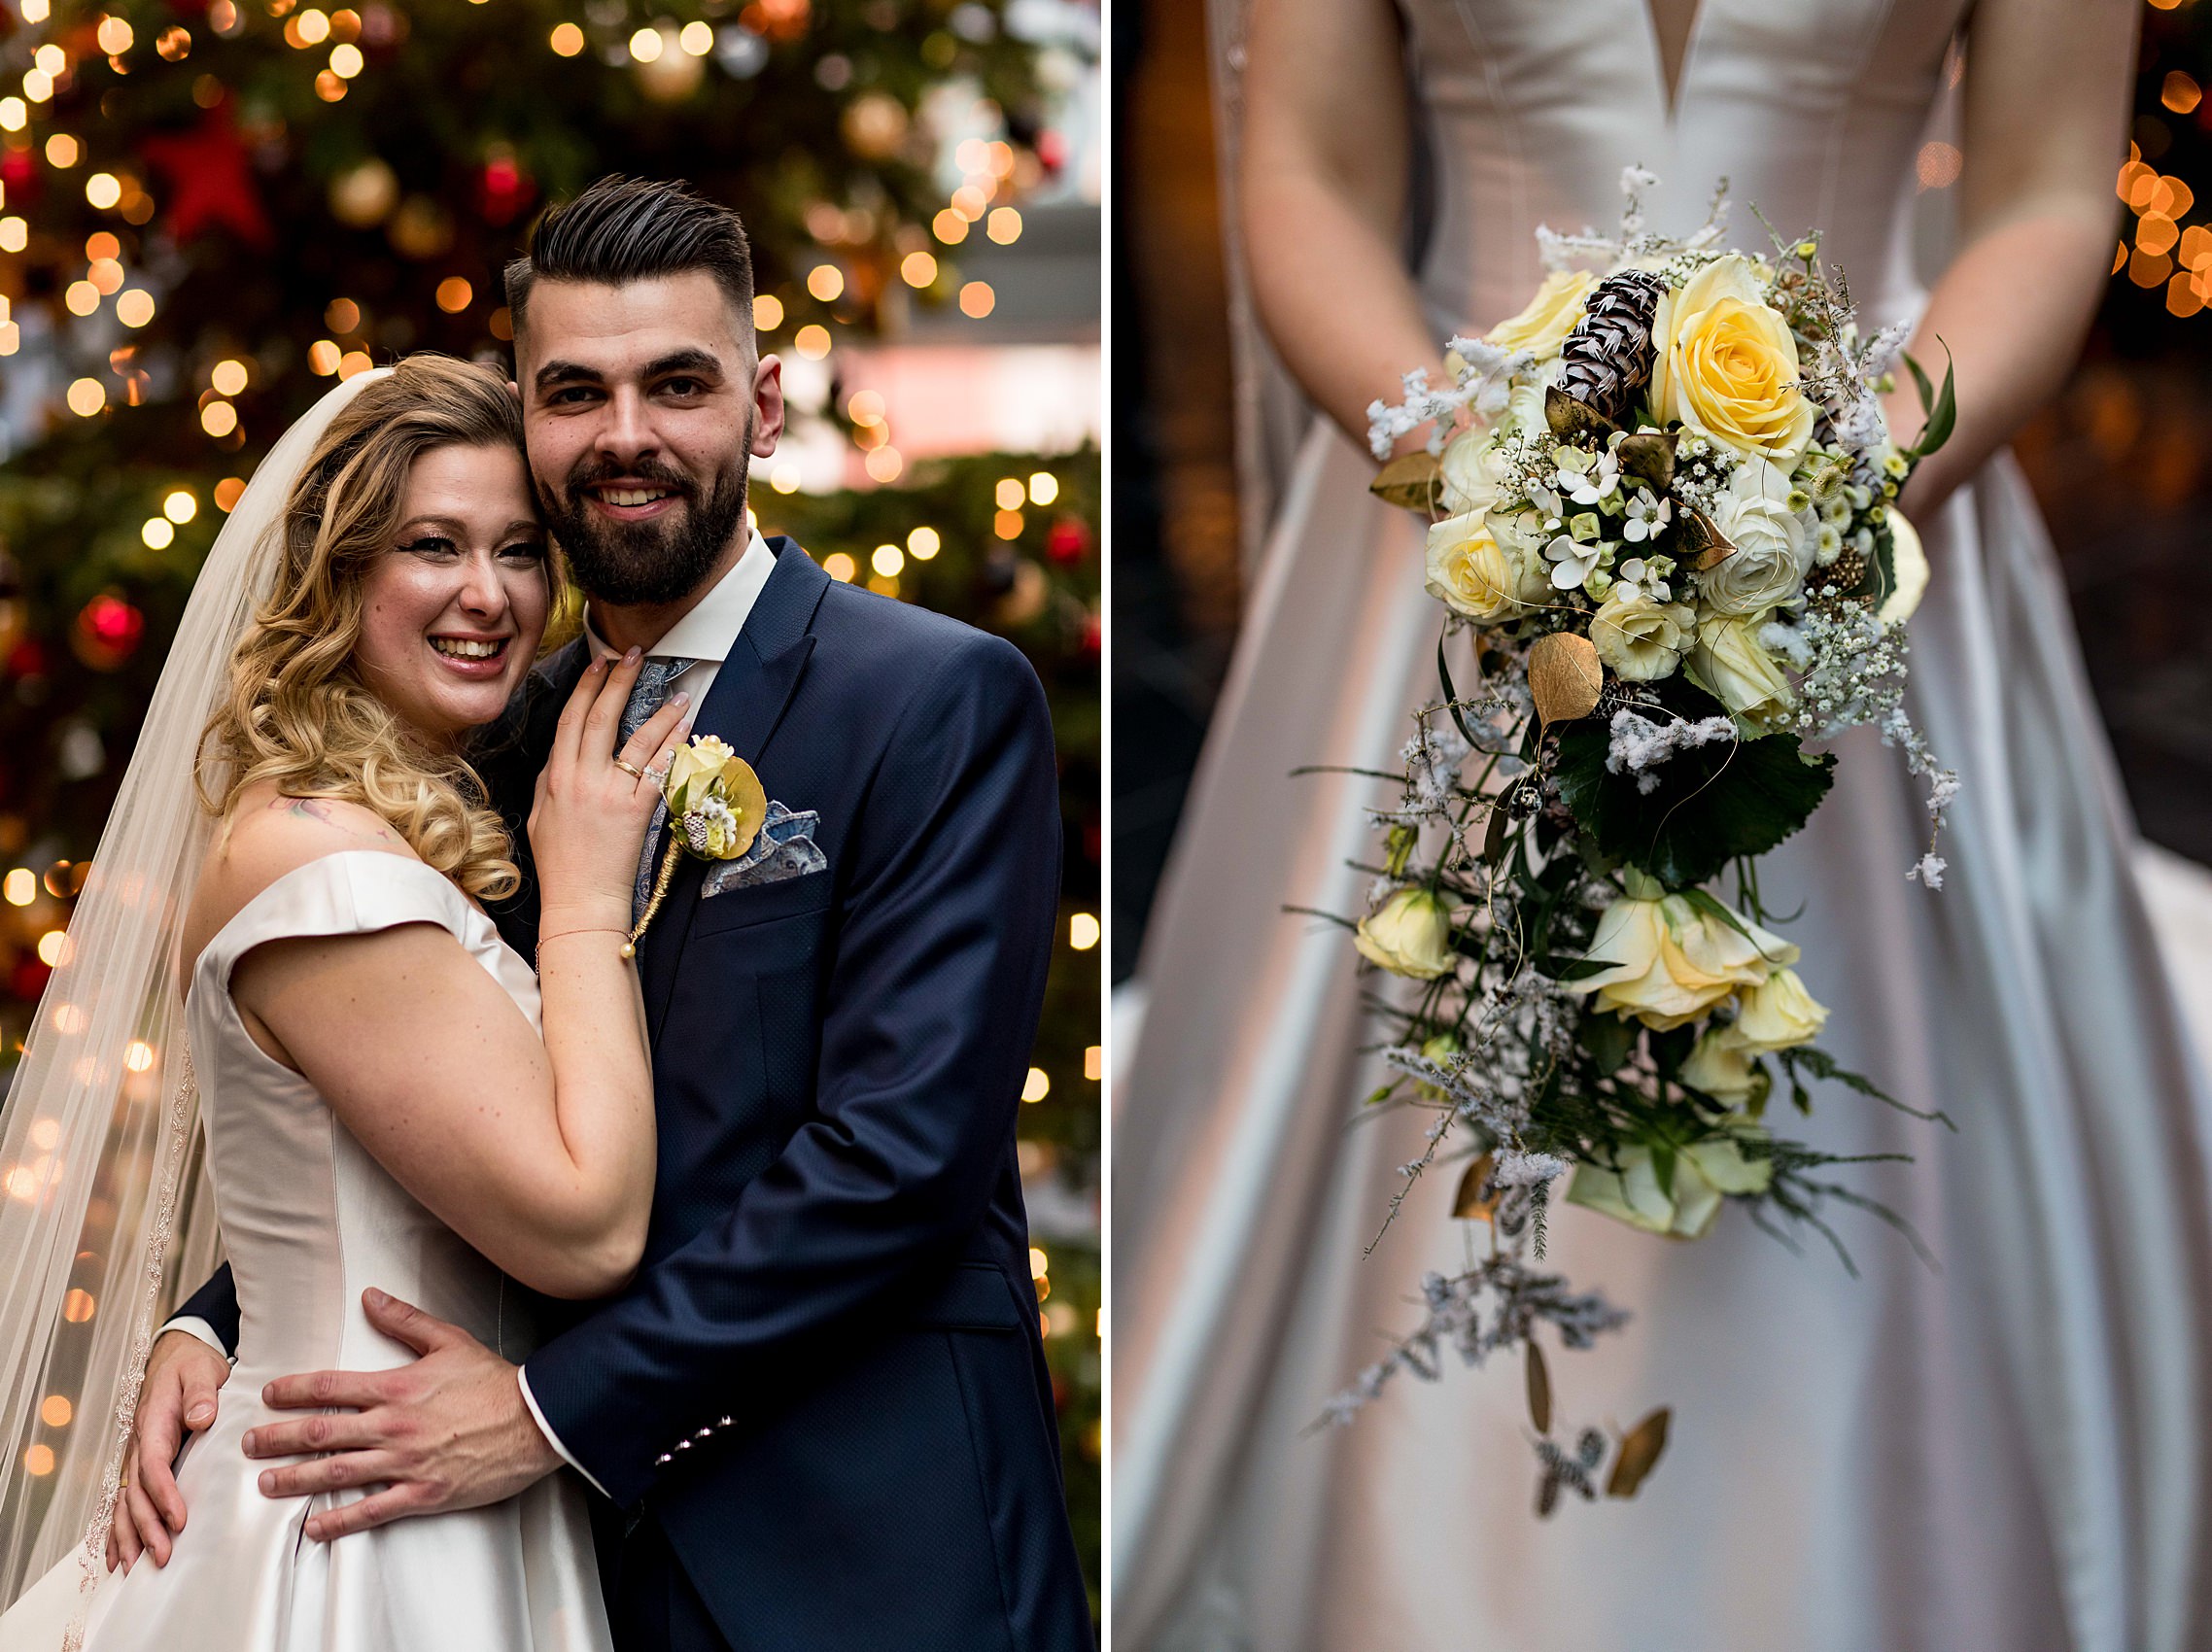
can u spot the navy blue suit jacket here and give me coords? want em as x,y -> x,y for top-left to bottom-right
179,538 -> 1093,1650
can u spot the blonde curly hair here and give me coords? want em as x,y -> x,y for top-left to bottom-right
199,355 -> 557,900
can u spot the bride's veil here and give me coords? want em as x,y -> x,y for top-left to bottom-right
0,368 -> 389,1612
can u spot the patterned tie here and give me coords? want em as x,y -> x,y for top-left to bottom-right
620,656 -> 691,919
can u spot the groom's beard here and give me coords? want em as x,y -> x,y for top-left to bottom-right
543,441 -> 751,608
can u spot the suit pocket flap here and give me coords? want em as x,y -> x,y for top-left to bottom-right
691,868 -> 835,935
907,1261 -> 1028,1331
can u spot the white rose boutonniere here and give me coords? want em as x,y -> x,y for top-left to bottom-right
624,733 -> 770,956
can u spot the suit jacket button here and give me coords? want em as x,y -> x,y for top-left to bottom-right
674,1439 -> 691,1451
655,1454 -> 674,1465
718,1416 -> 734,1428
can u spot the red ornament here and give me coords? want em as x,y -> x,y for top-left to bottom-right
0,147 -> 36,199
141,102 -> 273,248
11,956 -> 52,1002
6,637 -> 48,678
1046,516 -> 1090,567
1081,611 -> 1101,656
479,150 -> 535,226
73,594 -> 144,671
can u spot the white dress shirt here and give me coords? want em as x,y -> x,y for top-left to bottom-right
169,530 -> 782,1502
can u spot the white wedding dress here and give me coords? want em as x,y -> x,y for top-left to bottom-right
1113,2 -> 2212,1649
2,851 -> 611,1651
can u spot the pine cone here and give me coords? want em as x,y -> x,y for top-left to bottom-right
1556,268 -> 1667,427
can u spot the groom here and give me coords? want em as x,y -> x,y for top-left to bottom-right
130,177 -> 1093,1650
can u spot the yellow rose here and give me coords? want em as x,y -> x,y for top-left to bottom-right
1589,587 -> 1695,682
1680,1029 -> 1761,1106
1485,268 -> 1599,361
1724,965 -> 1828,1053
1578,888 -> 1797,1030
664,734 -> 738,817
1354,887 -> 1456,980
1649,255 -> 1815,466
1424,511 -> 1543,625
1564,1133 -> 1773,1238
1688,614 -> 1795,727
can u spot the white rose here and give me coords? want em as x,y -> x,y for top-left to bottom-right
1354,887 -> 1456,980
1564,1132 -> 1774,1239
1680,1029 -> 1761,1106
1439,427 -> 1504,517
1589,586 -> 1695,682
1689,614 -> 1796,727
1724,965 -> 1828,1053
1699,459 -> 1815,616
1577,888 -> 1796,1031
1423,511 -> 1546,625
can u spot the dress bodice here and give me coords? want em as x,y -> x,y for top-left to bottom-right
1399,0 -> 1972,335
184,850 -> 544,1383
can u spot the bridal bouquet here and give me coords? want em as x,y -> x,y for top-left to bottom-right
1318,172 -> 1956,1511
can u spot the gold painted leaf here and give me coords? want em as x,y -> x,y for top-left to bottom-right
1451,1153 -> 1500,1221
1544,386 -> 1615,444
1678,507 -> 1734,571
1614,430 -> 1676,493
717,756 -> 770,858
1526,1340 -> 1553,1435
1528,631 -> 1604,726
1368,451 -> 1442,513
1606,1406 -> 1672,1498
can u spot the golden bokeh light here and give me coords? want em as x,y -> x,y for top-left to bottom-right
752,293 -> 784,331
871,544 -> 904,578
807,264 -> 845,302
907,526 -> 941,561
958,281 -> 996,320
1070,912 -> 1100,950
141,517 -> 174,550
210,359 -> 249,396
435,276 -> 472,313
793,324 -> 832,360
164,490 -> 198,524
200,399 -> 238,437
116,289 -> 156,327
1021,1068 -> 1051,1103
822,552 -> 857,583
66,379 -> 107,418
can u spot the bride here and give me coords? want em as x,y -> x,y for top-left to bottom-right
0,357 -> 691,1648
1115,0 -> 2212,1648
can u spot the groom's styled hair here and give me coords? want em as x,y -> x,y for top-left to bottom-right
504,176 -> 755,339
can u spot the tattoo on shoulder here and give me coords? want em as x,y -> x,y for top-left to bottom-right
271,796 -> 399,843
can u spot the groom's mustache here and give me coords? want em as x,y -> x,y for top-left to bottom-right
559,458 -> 699,510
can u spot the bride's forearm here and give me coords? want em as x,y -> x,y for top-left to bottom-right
1243,164 -> 1449,454
1884,203 -> 2116,514
1241,0 -> 1443,458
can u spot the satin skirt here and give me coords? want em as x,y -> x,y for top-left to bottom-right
0,1368 -> 610,1652
1111,421 -> 2212,1651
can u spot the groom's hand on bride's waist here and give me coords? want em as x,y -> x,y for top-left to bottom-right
241,1287 -> 561,1540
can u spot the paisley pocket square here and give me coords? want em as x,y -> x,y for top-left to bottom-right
702,801 -> 827,897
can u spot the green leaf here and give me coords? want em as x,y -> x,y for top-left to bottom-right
1919,351 -> 1956,458
1537,953 -> 1620,982
1648,1023 -> 1695,1080
1579,1011 -> 1637,1073
1650,1141 -> 1676,1199
1435,635 -> 1481,750
1902,350 -> 1935,427
1553,681 -> 1836,887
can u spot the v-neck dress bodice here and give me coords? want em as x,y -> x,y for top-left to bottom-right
1400,0 -> 1970,341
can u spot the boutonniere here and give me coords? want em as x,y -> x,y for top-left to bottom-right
624,734 -> 769,956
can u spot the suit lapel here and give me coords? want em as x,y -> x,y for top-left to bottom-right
639,538 -> 829,1044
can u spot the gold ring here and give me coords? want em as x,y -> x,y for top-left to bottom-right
613,760 -> 645,780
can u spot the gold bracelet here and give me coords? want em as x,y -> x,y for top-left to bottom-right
535,925 -> 633,964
